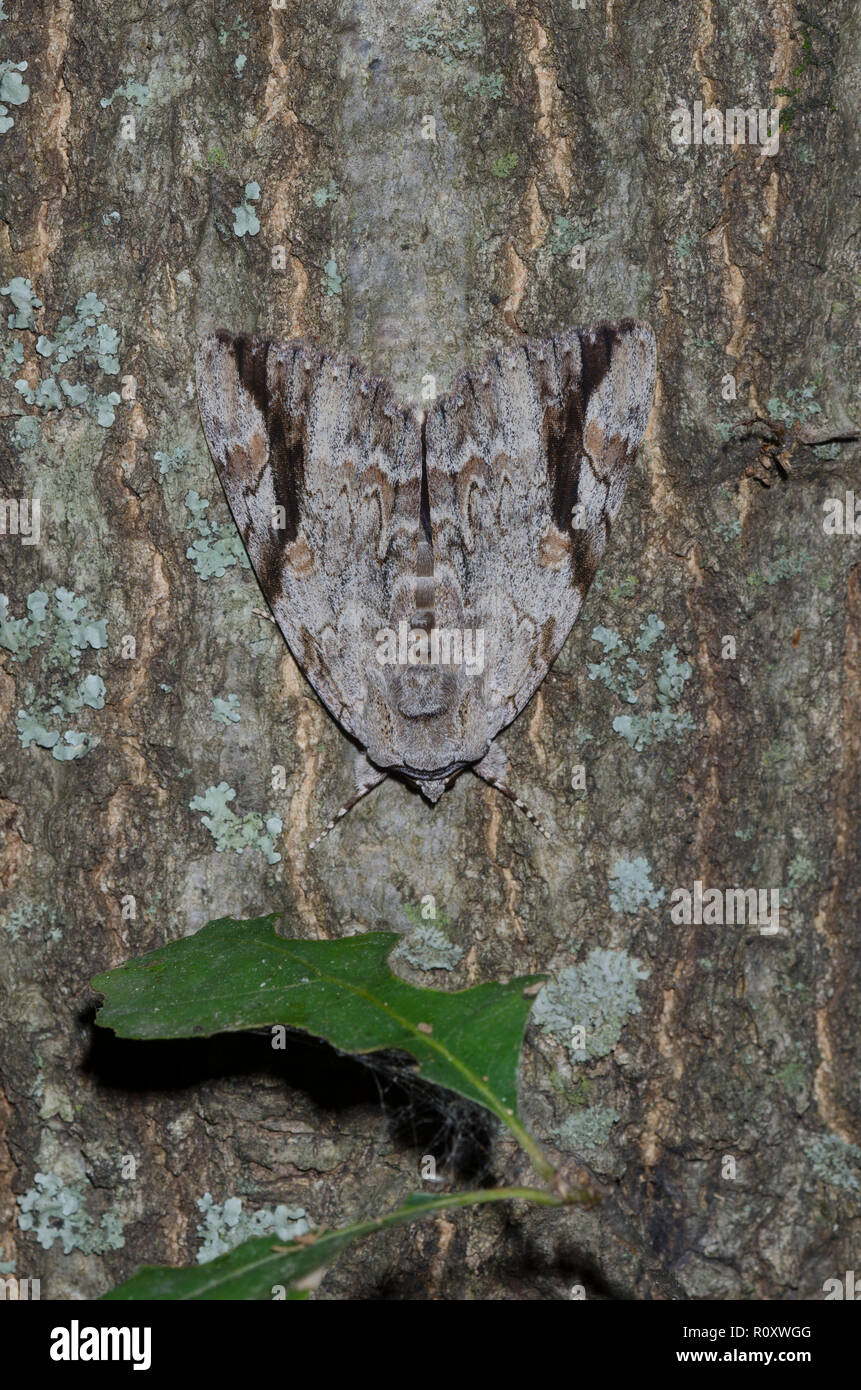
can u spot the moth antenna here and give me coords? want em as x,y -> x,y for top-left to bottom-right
473,769 -> 552,841
308,774 -> 388,850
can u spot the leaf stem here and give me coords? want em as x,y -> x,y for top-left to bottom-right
499,1114 -> 562,1186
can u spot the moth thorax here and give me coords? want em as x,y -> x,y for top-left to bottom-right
411,606 -> 435,634
414,536 -> 435,632
416,538 -> 433,576
413,567 -> 435,617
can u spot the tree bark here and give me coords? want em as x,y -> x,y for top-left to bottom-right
1,0 -> 858,1299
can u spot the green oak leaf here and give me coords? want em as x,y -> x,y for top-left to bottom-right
91,916 -> 545,1157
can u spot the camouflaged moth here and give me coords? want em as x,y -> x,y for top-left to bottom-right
196,321 -> 656,845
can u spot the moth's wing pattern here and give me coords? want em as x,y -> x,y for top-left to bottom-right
195,332 -> 423,753
424,319 -> 656,743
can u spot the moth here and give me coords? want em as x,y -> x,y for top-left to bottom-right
196,320 -> 656,846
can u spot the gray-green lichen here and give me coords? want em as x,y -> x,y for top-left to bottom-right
195,1193 -> 309,1263
801,1133 -> 861,1194
533,948 -> 651,1061
588,614 -> 695,750
746,545 -> 809,595
10,412 -> 39,450
0,898 -> 60,941
490,151 -> 517,179
403,7 -> 484,64
218,18 -> 249,44
785,853 -> 816,902
674,231 -> 698,260
554,1106 -> 621,1152
312,178 -> 339,207
155,444 -> 189,476
0,57 -> 29,133
1,274 -> 40,328
2,284 -> 122,426
1,587 -> 108,760
765,382 -> 821,427
100,79 -> 151,108
393,904 -> 463,971
189,783 -> 282,864
184,490 -> 250,579
232,181 -> 260,237
548,214 -> 591,256
17,1173 -> 126,1254
608,857 -> 665,914
322,255 -> 343,298
211,694 -> 241,726
465,70 -> 503,100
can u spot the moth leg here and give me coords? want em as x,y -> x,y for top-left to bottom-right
472,742 -> 552,841
308,754 -> 388,850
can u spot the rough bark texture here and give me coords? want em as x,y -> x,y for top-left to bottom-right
1,0 -> 859,1300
